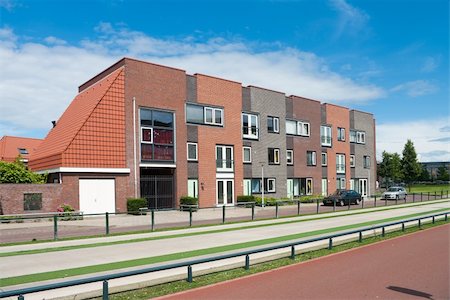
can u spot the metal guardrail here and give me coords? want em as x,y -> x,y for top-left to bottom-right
1,211 -> 448,299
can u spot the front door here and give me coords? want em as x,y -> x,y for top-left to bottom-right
287,179 -> 294,199
359,179 -> 368,198
140,175 -> 174,209
217,179 -> 234,206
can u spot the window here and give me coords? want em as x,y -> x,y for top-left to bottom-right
350,155 -> 355,167
268,148 -> 280,164
286,150 -> 294,165
188,179 -> 198,198
286,120 -> 310,137
217,179 -> 234,205
350,179 -> 355,191
242,113 -> 258,139
357,131 -> 366,144
187,143 -> 198,161
321,179 -> 328,196
251,178 -> 276,193
140,108 -> 174,162
186,103 -> 223,126
307,151 -> 316,166
24,193 -> 42,211
337,178 -> 346,189
306,178 -> 313,195
267,116 -> 280,133
320,126 -> 332,146
336,154 -> 346,174
266,178 -> 276,193
216,145 -> 233,172
243,179 -> 252,196
243,147 -> 252,163
350,130 -> 357,143
337,127 -> 346,141
321,152 -> 327,166
18,148 -> 28,155
363,156 -> 371,168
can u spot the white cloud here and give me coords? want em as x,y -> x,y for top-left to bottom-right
420,56 -> 439,73
0,24 -> 385,138
391,80 -> 438,97
377,117 -> 450,162
0,0 -> 17,11
329,0 -> 370,38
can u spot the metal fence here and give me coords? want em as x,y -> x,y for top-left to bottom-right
0,190 -> 449,243
1,211 -> 448,299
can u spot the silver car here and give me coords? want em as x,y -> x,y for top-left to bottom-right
382,186 -> 407,200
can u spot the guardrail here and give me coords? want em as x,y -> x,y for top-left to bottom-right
1,211 -> 448,299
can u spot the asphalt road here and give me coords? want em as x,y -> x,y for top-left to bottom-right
158,223 -> 450,300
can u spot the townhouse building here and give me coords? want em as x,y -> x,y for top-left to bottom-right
29,58 -> 376,214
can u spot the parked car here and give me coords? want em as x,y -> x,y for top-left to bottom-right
382,186 -> 407,200
323,190 -> 362,206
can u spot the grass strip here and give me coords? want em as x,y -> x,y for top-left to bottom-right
1,199 -> 448,257
0,208 -> 448,287
98,219 -> 450,300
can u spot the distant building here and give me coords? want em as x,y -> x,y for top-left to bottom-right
0,136 -> 43,166
420,161 -> 450,180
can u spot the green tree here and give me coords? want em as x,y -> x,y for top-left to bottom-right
401,139 -> 421,190
418,166 -> 431,182
436,166 -> 450,181
0,158 -> 47,183
378,151 -> 403,186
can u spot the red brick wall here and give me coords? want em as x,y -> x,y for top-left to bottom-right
196,74 -> 243,207
290,96 -> 322,195
0,184 -> 62,214
124,59 -> 188,205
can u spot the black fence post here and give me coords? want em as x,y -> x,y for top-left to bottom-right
427,192 -> 430,201
151,209 -> 155,231
252,203 -> 255,221
316,199 -> 320,214
434,191 -> 437,200
421,192 -> 423,202
381,227 -> 385,237
18,295 -> 24,300
222,205 -> 226,224
53,215 -> 58,241
402,223 -> 405,232
413,193 -> 415,203
445,213 -> 448,221
404,195 -> 407,203
328,238 -> 333,250
441,190 -> 443,199
347,198 -> 351,210
105,212 -> 109,235
374,195 -> 377,207
385,195 -> 387,206
297,201 -> 300,215
189,207 -> 193,227
187,265 -> 193,282
245,255 -> 250,270
333,199 -> 336,212
395,197 -> 398,205
290,245 -> 295,260
275,202 -> 279,219
418,219 -> 421,228
432,216 -> 435,224
359,231 -> 362,242
102,280 -> 109,300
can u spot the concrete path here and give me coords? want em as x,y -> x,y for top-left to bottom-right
0,200 -> 448,299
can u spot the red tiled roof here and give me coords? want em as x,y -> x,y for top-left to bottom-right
29,68 -> 125,171
0,136 -> 43,162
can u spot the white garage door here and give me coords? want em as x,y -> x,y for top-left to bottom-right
79,179 -> 116,214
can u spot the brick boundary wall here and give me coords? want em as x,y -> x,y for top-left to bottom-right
0,184 -> 62,215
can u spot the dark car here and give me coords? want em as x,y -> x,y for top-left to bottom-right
323,190 -> 362,206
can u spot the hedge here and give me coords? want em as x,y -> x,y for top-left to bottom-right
127,198 -> 147,215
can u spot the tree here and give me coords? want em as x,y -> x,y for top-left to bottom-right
436,166 -> 450,181
378,151 -> 403,186
0,158 -> 46,183
401,139 -> 421,190
418,166 -> 431,182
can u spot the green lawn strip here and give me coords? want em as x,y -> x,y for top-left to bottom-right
101,220 -> 450,300
1,199 -> 449,257
1,207 -> 448,287
408,184 -> 449,194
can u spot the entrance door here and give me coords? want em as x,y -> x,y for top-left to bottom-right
217,179 -> 234,206
140,175 -> 174,209
287,179 -> 294,199
321,179 -> 328,196
79,179 -> 115,214
359,179 -> 368,198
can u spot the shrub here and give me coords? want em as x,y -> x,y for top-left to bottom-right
236,195 -> 256,203
180,196 -> 198,211
254,196 -> 278,206
297,195 -> 324,203
127,198 -> 147,215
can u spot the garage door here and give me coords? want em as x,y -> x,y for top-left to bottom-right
79,179 -> 116,214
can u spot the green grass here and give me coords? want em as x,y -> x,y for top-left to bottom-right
408,184 -> 449,193
1,207 -> 448,287
95,219 -> 450,300
1,199 -> 448,257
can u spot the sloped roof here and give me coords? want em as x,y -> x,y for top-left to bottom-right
30,68 -> 124,167
0,136 -> 43,162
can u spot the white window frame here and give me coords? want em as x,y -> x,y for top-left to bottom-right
141,127 -> 153,144
306,178 -> 313,195
307,151 -> 316,166
268,116 -> 280,133
243,179 -> 252,196
321,152 -> 327,166
336,154 -> 346,174
337,127 -> 346,141
286,120 -> 310,137
216,179 -> 234,206
187,142 -> 198,161
286,150 -> 294,165
350,154 -> 355,167
242,113 -> 259,139
364,155 -> 371,168
204,107 -> 223,126
266,178 -> 276,193
187,179 -> 198,198
321,126 -> 332,146
338,178 -> 346,189
269,148 -> 280,165
357,131 -> 366,144
243,146 -> 252,163
216,145 -> 234,172
350,130 -> 357,143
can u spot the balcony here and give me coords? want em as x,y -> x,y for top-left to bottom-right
216,159 -> 234,172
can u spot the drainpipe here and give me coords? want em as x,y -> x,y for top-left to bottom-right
133,97 -> 138,198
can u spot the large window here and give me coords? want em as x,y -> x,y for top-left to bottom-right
242,113 -> 258,139
267,116 -> 280,133
268,148 -> 280,165
336,154 -> 346,174
363,155 -> 371,168
350,130 -> 357,143
186,103 -> 223,126
216,145 -> 233,172
287,150 -> 294,165
286,120 -> 310,137
337,127 -> 346,141
187,143 -> 198,161
307,151 -> 316,166
140,108 -> 174,162
287,178 -> 313,196
243,146 -> 252,163
251,178 -> 276,193
320,126 -> 332,146
350,130 -> 366,144
321,152 -> 327,166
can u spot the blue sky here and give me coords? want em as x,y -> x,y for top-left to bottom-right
0,0 -> 448,161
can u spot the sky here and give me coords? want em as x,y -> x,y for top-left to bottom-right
0,0 -> 449,162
